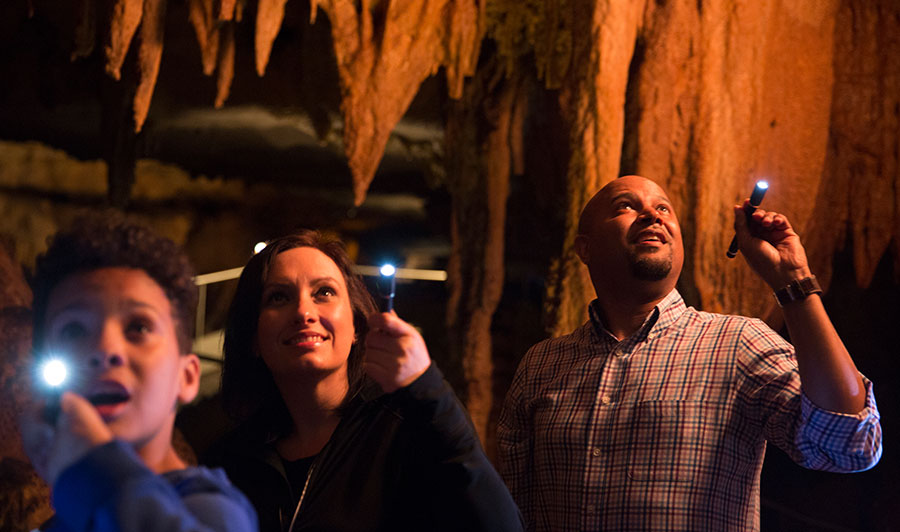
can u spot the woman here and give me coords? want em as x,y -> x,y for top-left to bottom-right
208,230 -> 522,532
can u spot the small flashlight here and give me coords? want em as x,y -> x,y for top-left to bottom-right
38,357 -> 69,424
726,180 -> 769,258
376,264 -> 396,312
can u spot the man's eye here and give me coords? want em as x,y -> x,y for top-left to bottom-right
658,205 -> 670,213
616,202 -> 633,211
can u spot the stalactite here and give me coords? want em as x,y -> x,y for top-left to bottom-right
188,0 -> 220,75
71,0 -> 97,60
189,0 -> 241,109
445,55 -> 523,443
132,0 -> 167,132
105,0 -> 144,80
255,0 -> 290,76
310,0 -> 483,205
214,21 -> 236,109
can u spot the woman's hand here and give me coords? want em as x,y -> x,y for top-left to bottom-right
20,391 -> 114,486
364,312 -> 431,393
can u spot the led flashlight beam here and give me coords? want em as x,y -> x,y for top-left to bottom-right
726,180 -> 769,258
376,264 -> 396,312
39,357 -> 69,424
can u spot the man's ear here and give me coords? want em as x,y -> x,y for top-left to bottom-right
574,234 -> 591,265
177,353 -> 201,405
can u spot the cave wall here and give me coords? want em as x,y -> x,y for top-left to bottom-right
496,0 -> 899,336
1,0 -> 899,527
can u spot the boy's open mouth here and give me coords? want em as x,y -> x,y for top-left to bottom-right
87,381 -> 131,407
88,391 -> 131,406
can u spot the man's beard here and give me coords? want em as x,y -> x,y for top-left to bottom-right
627,250 -> 672,281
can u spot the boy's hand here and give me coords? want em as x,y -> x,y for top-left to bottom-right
21,391 -> 114,485
364,312 -> 431,393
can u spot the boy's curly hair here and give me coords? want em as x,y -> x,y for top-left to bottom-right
30,211 -> 198,354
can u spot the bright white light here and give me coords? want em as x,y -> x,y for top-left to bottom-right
756,180 -> 769,190
41,359 -> 68,388
253,242 -> 267,254
380,264 -> 396,277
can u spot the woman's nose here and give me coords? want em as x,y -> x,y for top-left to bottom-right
295,299 -> 317,323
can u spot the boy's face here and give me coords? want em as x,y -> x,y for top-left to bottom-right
42,267 -> 199,453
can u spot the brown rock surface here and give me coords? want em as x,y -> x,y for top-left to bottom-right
311,0 -> 483,205
445,57 -> 524,440
0,241 -> 51,531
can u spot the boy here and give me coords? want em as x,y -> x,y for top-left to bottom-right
20,212 -> 258,532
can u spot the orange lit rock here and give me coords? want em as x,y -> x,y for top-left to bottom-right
445,58 -> 523,441
105,0 -> 144,79
214,22 -> 236,109
525,0 -> 849,333
133,0 -> 167,132
805,0 -> 900,293
188,0 -> 220,75
255,0 -> 290,76
311,0 -> 483,205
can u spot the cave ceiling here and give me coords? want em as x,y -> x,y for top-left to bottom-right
0,0 -> 447,209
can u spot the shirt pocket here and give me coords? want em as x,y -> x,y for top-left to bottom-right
625,400 -> 706,482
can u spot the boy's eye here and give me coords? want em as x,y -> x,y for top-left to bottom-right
126,319 -> 153,338
58,321 -> 87,341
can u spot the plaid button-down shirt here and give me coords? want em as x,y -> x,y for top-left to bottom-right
498,290 -> 881,531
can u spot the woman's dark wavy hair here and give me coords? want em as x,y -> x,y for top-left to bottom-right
30,211 -> 197,354
220,230 -> 377,434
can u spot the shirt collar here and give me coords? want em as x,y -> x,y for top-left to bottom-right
588,288 -> 686,345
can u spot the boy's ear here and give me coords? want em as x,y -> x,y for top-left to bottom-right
177,353 -> 201,405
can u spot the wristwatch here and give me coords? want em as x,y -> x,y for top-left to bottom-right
773,275 -> 822,307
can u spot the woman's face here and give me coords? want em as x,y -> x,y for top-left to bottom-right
255,247 -> 356,382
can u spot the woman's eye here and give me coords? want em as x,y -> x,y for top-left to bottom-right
315,286 -> 337,299
264,291 -> 290,305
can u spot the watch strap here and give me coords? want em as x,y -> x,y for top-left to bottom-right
773,275 -> 822,307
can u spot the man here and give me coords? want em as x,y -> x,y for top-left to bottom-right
498,175 -> 881,531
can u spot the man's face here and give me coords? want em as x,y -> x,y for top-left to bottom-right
576,175 -> 684,289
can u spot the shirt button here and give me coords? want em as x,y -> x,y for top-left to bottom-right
586,505 -> 596,514
591,447 -> 602,457
600,394 -> 611,405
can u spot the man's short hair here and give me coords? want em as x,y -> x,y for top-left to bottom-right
30,211 -> 198,354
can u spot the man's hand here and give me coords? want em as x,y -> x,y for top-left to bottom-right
20,391 -> 114,485
733,200 -> 812,289
364,312 -> 431,393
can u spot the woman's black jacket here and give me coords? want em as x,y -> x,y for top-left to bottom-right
206,363 -> 523,532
